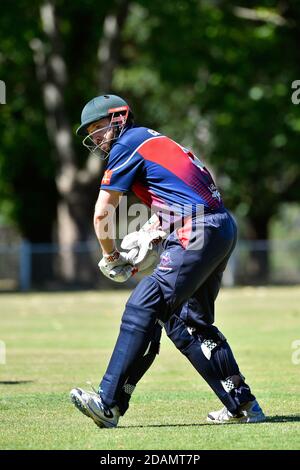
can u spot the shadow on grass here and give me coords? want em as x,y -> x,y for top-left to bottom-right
266,415 -> 300,423
120,415 -> 300,429
0,380 -> 34,385
120,423 -> 210,429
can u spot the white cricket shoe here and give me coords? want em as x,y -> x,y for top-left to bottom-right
207,400 -> 266,424
70,387 -> 120,428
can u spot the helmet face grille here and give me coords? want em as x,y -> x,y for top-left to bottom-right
82,124 -> 116,160
81,106 -> 130,160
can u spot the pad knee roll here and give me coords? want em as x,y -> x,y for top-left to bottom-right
124,276 -> 164,332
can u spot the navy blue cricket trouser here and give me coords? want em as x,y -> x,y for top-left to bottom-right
100,209 -> 237,408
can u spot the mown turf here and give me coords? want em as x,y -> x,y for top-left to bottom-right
0,287 -> 299,449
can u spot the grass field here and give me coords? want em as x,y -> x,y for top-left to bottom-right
0,287 -> 300,450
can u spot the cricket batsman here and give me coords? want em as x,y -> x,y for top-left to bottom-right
70,94 -> 265,427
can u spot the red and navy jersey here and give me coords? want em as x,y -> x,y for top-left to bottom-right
100,126 -> 224,214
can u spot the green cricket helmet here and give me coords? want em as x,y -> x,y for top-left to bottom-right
76,94 -> 131,136
76,94 -> 132,159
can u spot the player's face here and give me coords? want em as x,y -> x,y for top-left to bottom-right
87,118 -> 114,153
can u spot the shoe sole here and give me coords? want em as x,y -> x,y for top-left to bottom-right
70,389 -> 105,428
70,389 -> 90,416
70,389 -> 117,429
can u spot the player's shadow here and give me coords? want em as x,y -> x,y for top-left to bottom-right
266,415 -> 300,423
120,423 -> 212,429
0,380 -> 34,385
121,415 -> 300,428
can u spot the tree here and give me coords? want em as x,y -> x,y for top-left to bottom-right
0,0 -> 132,285
113,0 -> 300,282
0,0 -> 57,242
1,0 -> 300,285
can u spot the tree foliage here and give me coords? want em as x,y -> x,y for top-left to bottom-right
1,0 -> 300,249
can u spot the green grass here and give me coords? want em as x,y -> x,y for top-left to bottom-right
0,287 -> 300,450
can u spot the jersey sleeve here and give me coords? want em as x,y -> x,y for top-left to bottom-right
100,143 -> 144,192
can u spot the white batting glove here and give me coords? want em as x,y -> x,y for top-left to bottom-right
98,249 -> 134,283
121,228 -> 166,272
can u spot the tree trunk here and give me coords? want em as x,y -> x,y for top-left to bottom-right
97,0 -> 131,91
30,0 -> 131,286
30,1 -> 99,284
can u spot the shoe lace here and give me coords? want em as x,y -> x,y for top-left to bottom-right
86,382 -> 117,416
86,381 -> 99,396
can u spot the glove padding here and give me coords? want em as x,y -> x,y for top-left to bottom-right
121,228 -> 166,271
98,250 -> 134,283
